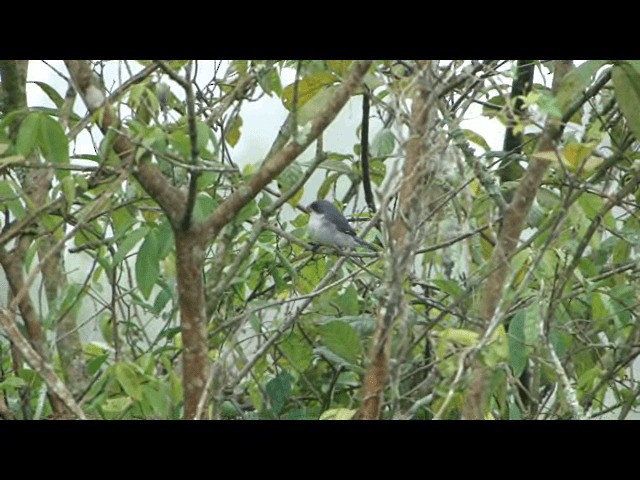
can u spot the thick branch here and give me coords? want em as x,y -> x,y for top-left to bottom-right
359,60 -> 436,420
462,60 -> 574,419
179,61 -> 370,418
499,60 -> 535,183
64,60 -> 186,226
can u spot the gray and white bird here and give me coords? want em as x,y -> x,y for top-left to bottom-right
307,200 -> 376,251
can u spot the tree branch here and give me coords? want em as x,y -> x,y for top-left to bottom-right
359,60 -> 437,419
361,91 -> 376,212
0,308 -> 86,419
64,60 -> 187,226
199,60 -> 373,244
461,60 -> 574,419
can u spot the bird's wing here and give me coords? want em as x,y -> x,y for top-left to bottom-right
333,216 -> 358,236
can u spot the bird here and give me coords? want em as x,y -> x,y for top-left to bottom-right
307,200 -> 376,251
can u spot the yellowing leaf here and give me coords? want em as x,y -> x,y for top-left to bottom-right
563,142 -> 596,170
580,155 -> 604,175
469,179 -> 480,196
326,60 -> 352,77
225,115 -> 243,147
532,150 -> 560,163
613,63 -> 640,143
320,408 -> 357,420
439,328 -> 479,346
281,72 -> 338,111
522,91 -> 541,108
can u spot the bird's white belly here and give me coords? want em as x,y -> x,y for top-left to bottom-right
308,212 -> 355,248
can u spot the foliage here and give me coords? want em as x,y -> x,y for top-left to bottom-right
1,60 -> 640,420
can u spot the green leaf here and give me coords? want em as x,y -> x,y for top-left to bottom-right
295,256 -> 326,294
0,180 -> 26,220
508,311 -> 528,376
136,229 -> 160,299
15,112 -> 41,156
430,279 -> 463,298
536,90 -> 562,119
613,62 -> 640,142
143,386 -> 170,418
577,192 -> 603,221
333,285 -> 360,316
257,67 -> 283,96
102,396 -> 133,415
113,226 -> 150,265
556,61 -> 609,113
196,121 -> 214,157
169,129 -> 190,160
319,321 -> 362,365
192,193 -> 217,223
156,219 -> 175,259
316,175 -> 338,206
591,291 -> 614,322
319,158 -> 353,175
275,249 -> 297,281
523,303 -> 540,347
339,315 -> 376,335
235,199 -> 258,224
39,114 -> 69,165
461,129 -> 490,152
111,206 -> 136,238
265,371 -> 293,416
114,362 -> 143,401
60,283 -> 84,318
439,328 -> 479,347
482,95 -> 506,119
87,353 -> 109,376
0,376 -> 27,390
277,162 -> 303,195
371,128 -> 396,157
61,175 -> 76,206
32,81 -> 65,109
509,400 -> 522,420
281,72 -> 338,111
152,286 -> 172,314
314,346 -> 362,371
280,334 -> 314,371
369,158 -> 386,186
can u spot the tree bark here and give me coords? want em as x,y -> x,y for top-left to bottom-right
359,60 -> 437,419
65,59 -> 373,419
461,60 -> 574,419
0,60 -> 75,416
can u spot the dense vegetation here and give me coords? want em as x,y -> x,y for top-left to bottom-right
1,60 -> 639,419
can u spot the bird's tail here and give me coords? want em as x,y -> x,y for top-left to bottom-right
354,236 -> 377,251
